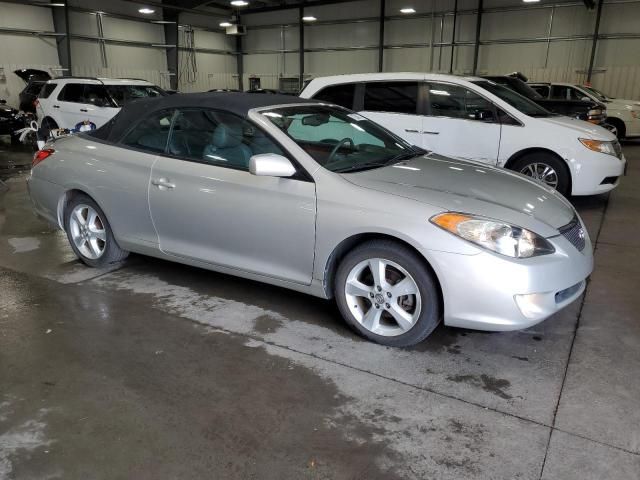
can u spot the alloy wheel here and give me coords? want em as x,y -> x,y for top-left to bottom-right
520,162 -> 559,189
344,258 -> 422,337
69,204 -> 107,260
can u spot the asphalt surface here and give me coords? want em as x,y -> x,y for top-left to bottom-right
1,136 -> 639,479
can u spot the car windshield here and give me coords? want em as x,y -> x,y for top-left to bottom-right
105,84 -> 166,107
583,86 -> 612,101
472,80 -> 554,117
260,105 -> 422,173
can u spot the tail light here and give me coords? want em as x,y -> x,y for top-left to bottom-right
33,148 -> 54,168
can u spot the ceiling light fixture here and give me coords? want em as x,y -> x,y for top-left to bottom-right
139,7 -> 155,14
230,0 -> 249,6
302,15 -> 317,21
400,7 -> 416,13
522,0 -> 540,3
220,21 -> 233,27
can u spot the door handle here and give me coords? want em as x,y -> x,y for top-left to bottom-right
152,178 -> 175,189
422,131 -> 440,135
80,108 -> 88,112
53,105 -> 60,109
405,129 -> 420,133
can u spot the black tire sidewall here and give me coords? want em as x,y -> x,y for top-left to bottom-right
513,153 -> 570,196
334,241 -> 441,347
64,194 -> 126,267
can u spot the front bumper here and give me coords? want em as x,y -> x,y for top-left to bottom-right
422,219 -> 593,331
571,151 -> 627,196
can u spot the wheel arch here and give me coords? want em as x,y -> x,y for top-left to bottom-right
503,147 -> 572,193
604,116 -> 626,138
322,233 -> 444,309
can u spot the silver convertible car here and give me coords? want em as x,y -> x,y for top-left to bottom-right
28,93 -> 593,347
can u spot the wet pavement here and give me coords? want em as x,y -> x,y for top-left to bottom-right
1,137 -> 639,479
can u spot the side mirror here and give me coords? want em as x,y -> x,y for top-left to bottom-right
472,109 -> 495,122
0,99 -> 6,105
249,153 -> 296,177
581,96 -> 591,102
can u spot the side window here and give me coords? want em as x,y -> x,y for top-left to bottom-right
532,85 -> 550,98
428,83 -> 496,122
363,82 -> 418,114
83,85 -> 111,107
121,110 -> 174,153
551,85 -> 582,101
313,84 -> 356,109
169,108 -> 284,170
39,83 -> 57,99
58,83 -> 85,102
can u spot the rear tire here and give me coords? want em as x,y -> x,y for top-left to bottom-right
64,194 -> 128,268
334,240 -> 441,347
512,152 -> 570,196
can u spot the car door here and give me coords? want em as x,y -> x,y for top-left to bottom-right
55,83 -> 87,128
358,81 -> 425,148
421,82 -> 501,164
147,107 -> 316,285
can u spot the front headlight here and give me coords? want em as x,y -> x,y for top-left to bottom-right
579,138 -> 617,156
430,212 -> 555,258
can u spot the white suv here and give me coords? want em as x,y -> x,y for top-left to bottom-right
300,73 -> 626,196
36,77 -> 166,131
530,82 -> 640,139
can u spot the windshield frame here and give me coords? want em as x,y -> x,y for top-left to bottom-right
471,80 -> 554,118
582,85 -> 611,101
255,103 -> 422,174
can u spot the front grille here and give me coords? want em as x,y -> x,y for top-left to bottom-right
559,216 -> 586,252
600,176 -> 619,185
555,281 -> 584,304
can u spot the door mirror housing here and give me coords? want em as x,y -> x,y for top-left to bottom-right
580,96 -> 591,102
249,153 -> 296,177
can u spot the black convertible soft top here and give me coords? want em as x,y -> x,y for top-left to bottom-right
92,92 -> 319,142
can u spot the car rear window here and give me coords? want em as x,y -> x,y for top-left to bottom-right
39,83 -> 57,99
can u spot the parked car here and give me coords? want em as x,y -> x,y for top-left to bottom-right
483,73 -> 606,124
14,68 -> 52,113
300,73 -> 626,196
0,99 -> 26,144
28,93 -> 593,347
530,82 -> 640,139
36,77 -> 167,131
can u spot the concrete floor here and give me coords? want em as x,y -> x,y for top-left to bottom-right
1,135 -> 639,479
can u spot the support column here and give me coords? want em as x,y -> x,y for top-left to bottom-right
299,3 -> 305,89
472,0 -> 483,75
51,1 -> 72,75
163,12 -> 179,90
449,0 -> 457,74
378,0 -> 385,72
586,0 -> 604,84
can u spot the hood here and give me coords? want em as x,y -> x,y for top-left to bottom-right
14,69 -> 51,83
607,98 -> 640,109
536,115 -> 616,140
342,154 -> 576,237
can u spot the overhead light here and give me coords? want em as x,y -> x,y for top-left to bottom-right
151,20 -> 177,24
522,0 -> 540,2
139,7 -> 155,14
400,7 -> 416,13
230,0 -> 248,6
302,15 -> 317,21
220,21 -> 233,27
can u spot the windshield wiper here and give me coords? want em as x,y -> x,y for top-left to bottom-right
333,151 -> 418,173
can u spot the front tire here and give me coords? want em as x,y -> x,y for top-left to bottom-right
64,194 -> 128,267
512,152 -> 570,196
334,240 -> 441,347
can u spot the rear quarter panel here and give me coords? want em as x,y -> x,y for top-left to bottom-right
31,135 -> 159,249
